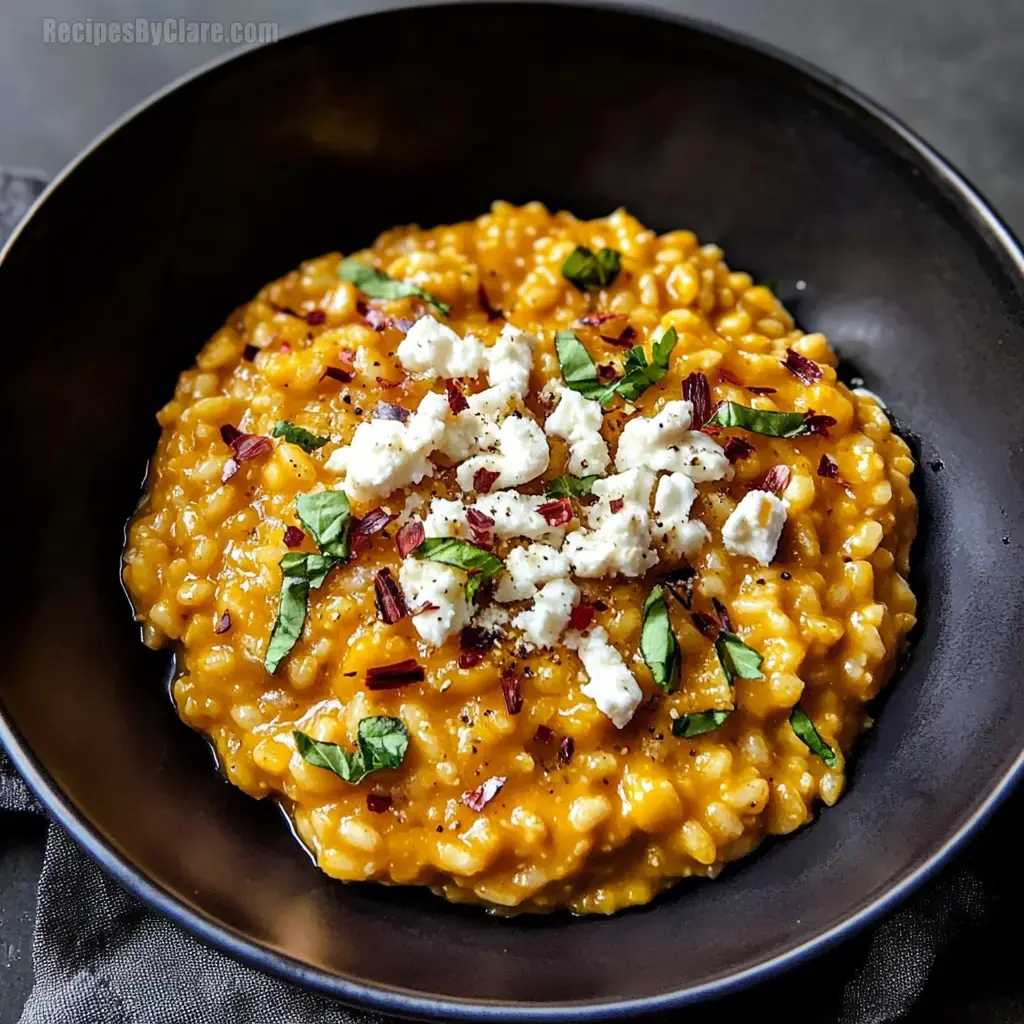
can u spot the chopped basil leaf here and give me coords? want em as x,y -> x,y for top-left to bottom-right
614,327 -> 678,402
714,630 -> 764,686
296,491 -> 351,560
672,709 -> 730,738
706,402 -> 810,438
271,420 -> 328,452
338,258 -> 451,316
413,537 -> 504,603
561,245 -> 622,292
293,716 -> 409,784
789,707 -> 838,767
554,330 -> 618,406
264,576 -> 309,673
278,551 -> 339,589
640,586 -> 681,692
546,474 -> 600,499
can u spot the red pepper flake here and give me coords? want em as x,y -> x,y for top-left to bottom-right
445,378 -> 470,414
723,437 -> 755,464
221,458 -> 239,483
600,324 -> 637,347
396,520 -> 425,558
220,425 -> 272,465
567,603 -> 596,632
463,776 -> 506,812
534,724 -> 555,744
366,658 -> 423,689
557,737 -> 574,765
353,508 -> 397,537
662,564 -> 697,609
366,794 -> 393,813
711,597 -> 735,633
305,309 -> 327,326
537,498 -> 573,527
682,372 -> 712,430
500,669 -> 523,715
609,497 -> 625,514
746,386 -> 777,395
321,366 -> 353,384
473,468 -> 500,494
803,413 -> 838,437
691,612 -> 718,637
373,568 -> 408,625
597,362 -> 618,381
214,611 -> 231,634
220,424 -> 242,446
376,376 -> 402,389
466,508 -> 495,549
578,311 -> 625,327
242,344 -> 259,361
459,626 -> 498,669
817,454 -> 840,479
782,348 -> 824,385
718,368 -> 743,386
364,307 -> 389,332
477,283 -> 503,320
283,525 -> 305,548
760,465 -> 791,496
374,401 -> 410,423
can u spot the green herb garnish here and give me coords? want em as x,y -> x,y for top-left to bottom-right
561,245 -> 622,291
265,576 -> 311,674
714,630 -> 764,686
705,402 -> 810,438
546,474 -> 601,499
296,491 -> 351,560
293,716 -> 409,784
613,327 -> 677,402
339,258 -> 451,316
271,420 -> 328,452
789,707 -> 838,767
413,537 -> 504,603
640,586 -> 681,693
672,709 -> 731,738
554,328 -> 676,407
554,330 -> 618,406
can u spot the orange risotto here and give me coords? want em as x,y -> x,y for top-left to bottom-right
122,202 -> 917,914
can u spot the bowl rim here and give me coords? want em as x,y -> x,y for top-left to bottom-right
3,2 -> 1024,1019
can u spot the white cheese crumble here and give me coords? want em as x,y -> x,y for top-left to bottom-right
588,468 -> 656,525
563,502 -> 658,578
543,381 -> 611,477
494,543 -> 571,602
436,383 -> 516,463
721,489 -> 788,566
471,490 -> 566,543
323,391 -> 449,500
398,557 -> 470,646
394,492 -> 425,526
482,324 -> 536,398
455,414 -> 549,492
421,497 -> 468,538
512,578 -> 579,650
651,472 -> 711,558
473,605 -> 511,634
565,625 -> 643,729
615,400 -> 733,482
396,316 -> 485,379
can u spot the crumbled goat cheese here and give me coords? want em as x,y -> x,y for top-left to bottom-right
323,391 -> 448,500
495,543 -> 571,602
615,400 -> 733,482
394,492 -> 425,526
563,503 -> 658,578
437,384 -> 516,463
512,579 -> 579,649
397,316 -> 485,379
398,557 -> 470,646
543,381 -> 611,476
471,490 -> 566,543
482,324 -> 536,397
565,626 -> 643,729
473,605 -> 511,634
651,472 -> 711,558
455,414 -> 549,491
721,489 -> 788,566
422,497 -> 468,538
588,468 -> 656,526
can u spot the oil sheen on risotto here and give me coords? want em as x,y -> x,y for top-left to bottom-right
123,203 -> 917,914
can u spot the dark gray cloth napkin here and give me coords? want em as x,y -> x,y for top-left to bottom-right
1,168 -> 1018,1024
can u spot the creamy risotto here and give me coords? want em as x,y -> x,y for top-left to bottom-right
122,203 -> 917,914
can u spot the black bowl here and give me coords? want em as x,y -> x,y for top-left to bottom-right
2,4 -> 1024,1019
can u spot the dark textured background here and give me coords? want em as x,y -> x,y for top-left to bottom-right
2,0 -> 1023,1020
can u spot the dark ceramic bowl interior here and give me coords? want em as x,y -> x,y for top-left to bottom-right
3,4 -> 1024,1019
